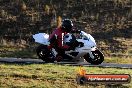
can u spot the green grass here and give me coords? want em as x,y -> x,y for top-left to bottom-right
104,57 -> 132,64
0,63 -> 131,88
0,45 -> 37,58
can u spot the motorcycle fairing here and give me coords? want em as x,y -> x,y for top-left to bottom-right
33,33 -> 50,45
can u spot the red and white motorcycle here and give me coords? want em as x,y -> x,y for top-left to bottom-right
33,31 -> 104,65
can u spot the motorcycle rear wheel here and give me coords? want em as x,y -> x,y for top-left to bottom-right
84,50 -> 104,65
36,44 -> 55,63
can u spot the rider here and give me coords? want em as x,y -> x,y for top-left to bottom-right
48,19 -> 74,61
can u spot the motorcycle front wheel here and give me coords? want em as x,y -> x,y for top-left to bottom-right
84,50 -> 104,65
36,44 -> 55,63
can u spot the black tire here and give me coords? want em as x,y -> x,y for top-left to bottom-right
76,75 -> 87,85
36,45 -> 55,63
84,50 -> 104,65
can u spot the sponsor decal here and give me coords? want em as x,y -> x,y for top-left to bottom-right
76,66 -> 131,84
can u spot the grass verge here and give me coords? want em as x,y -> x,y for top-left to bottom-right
0,45 -> 132,64
0,45 -> 37,58
104,57 -> 132,64
0,63 -> 131,88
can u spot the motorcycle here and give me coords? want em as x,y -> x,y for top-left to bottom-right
33,31 -> 104,65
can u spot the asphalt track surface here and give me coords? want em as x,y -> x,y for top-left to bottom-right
0,58 -> 132,69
